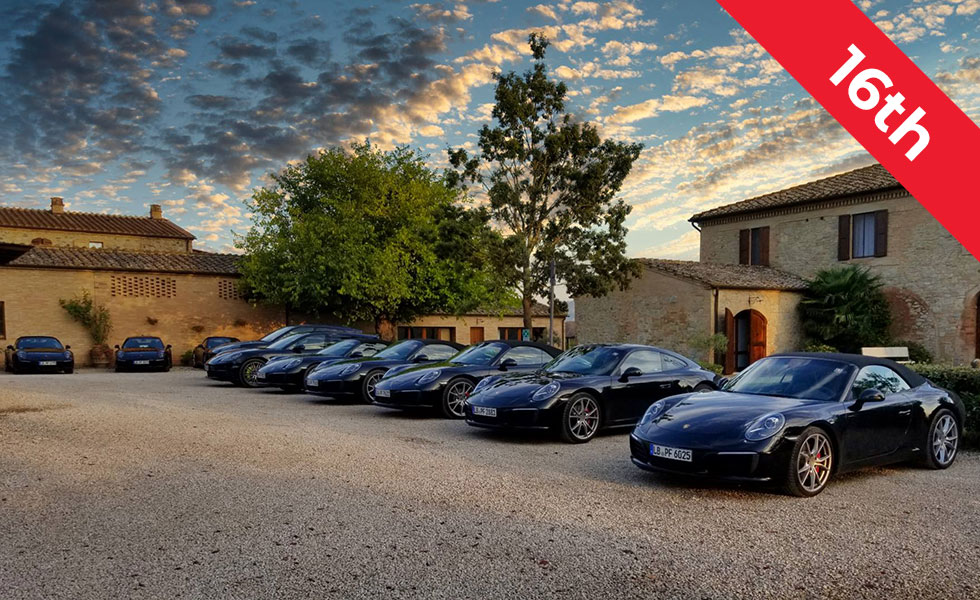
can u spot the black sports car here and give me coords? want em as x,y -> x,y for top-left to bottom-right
465,344 -> 719,442
373,340 -> 561,418
629,353 -> 966,497
305,339 -> 464,403
114,337 -> 172,372
4,336 -> 74,374
205,331 -> 358,387
193,336 -> 240,368
255,338 -> 389,391
202,324 -> 363,363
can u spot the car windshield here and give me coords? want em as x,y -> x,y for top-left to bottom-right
723,357 -> 856,401
123,338 -> 164,350
17,337 -> 63,350
451,342 -> 507,365
316,339 -> 361,357
266,333 -> 307,351
205,337 -> 236,348
375,340 -> 423,360
544,345 -> 625,376
260,326 -> 294,343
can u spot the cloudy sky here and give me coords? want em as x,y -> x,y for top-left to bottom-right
1,0 -> 978,259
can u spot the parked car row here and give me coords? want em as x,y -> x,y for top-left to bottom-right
3,335 -> 174,374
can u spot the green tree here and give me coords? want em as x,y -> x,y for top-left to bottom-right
447,33 -> 643,329
799,266 -> 891,353
237,143 -> 514,339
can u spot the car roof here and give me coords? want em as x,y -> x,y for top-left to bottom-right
124,336 -> 162,340
17,335 -> 60,341
771,352 -> 926,387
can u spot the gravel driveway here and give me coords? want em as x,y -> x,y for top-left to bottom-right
1,369 -> 978,599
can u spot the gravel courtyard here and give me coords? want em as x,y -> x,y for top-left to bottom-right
1,369 -> 978,599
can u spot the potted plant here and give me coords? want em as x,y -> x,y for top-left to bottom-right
59,292 -> 113,368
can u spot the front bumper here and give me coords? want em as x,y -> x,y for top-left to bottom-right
255,369 -> 304,388
115,357 -> 168,370
12,359 -> 73,373
372,386 -> 442,409
204,362 -> 239,381
304,376 -> 359,397
464,403 -> 555,431
628,433 -> 779,481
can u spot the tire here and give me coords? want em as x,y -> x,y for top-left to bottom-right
559,393 -> 601,443
783,427 -> 834,497
441,378 -> 474,418
361,369 -> 385,403
921,408 -> 959,469
693,382 -> 714,393
238,359 -> 265,388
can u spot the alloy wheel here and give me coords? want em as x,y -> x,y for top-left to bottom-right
444,380 -> 473,418
796,432 -> 833,494
567,395 -> 599,441
932,414 -> 958,466
364,372 -> 383,402
241,360 -> 263,387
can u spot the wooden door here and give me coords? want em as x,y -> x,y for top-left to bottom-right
749,310 -> 767,364
470,327 -> 485,344
724,308 -> 735,374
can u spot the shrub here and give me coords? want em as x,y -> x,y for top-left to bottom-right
892,339 -> 933,364
698,360 -> 724,375
180,349 -> 195,366
59,292 -> 112,345
910,364 -> 980,448
689,333 -> 728,362
799,266 -> 890,353
146,316 -> 158,326
803,342 -> 838,353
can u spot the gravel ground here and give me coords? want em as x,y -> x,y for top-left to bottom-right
1,368 -> 978,600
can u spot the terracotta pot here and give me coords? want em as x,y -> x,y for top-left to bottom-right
89,344 -> 112,368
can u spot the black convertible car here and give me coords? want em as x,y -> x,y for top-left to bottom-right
192,336 -> 240,368
201,324 -> 363,363
629,353 -> 966,497
304,339 -> 463,403
205,331 -> 359,387
464,344 -> 719,442
373,340 -> 561,418
115,337 -> 172,372
4,336 -> 74,374
255,338 -> 389,391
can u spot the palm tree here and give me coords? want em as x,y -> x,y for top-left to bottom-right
799,266 -> 891,353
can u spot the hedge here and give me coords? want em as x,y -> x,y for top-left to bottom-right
910,364 -> 980,449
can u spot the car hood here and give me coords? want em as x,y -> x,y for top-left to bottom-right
17,349 -> 68,359
264,355 -> 345,373
651,391 -> 819,436
471,371 -> 599,405
213,340 -> 266,354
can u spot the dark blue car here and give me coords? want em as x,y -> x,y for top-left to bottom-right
255,338 -> 389,391
114,337 -> 172,372
4,336 -> 74,374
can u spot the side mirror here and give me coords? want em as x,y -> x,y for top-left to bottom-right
65,345 -> 71,350
857,388 -> 885,404
350,351 -> 363,358
620,366 -> 643,381
166,344 -> 172,350
293,345 -> 305,353
413,354 -> 429,363
718,377 -> 730,389
499,358 -> 518,371
6,345 -> 14,351
114,345 -> 120,350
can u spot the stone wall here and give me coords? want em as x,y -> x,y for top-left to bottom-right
575,268 -> 712,360
699,192 -> 980,364
716,289 -> 803,361
0,227 -> 190,253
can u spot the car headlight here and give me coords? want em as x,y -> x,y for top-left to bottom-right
416,369 -> 441,385
339,363 -> 360,376
279,358 -> 302,370
532,381 -> 561,401
17,351 -> 27,359
639,400 -> 667,426
157,351 -> 166,358
745,413 -> 786,441
116,351 -> 124,360
471,376 -> 495,396
63,351 -> 72,360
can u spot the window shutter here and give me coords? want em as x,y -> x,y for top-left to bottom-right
874,210 -> 888,257
838,215 -> 851,261
739,229 -> 750,264
758,227 -> 770,266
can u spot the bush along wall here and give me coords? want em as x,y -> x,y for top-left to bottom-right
910,365 -> 980,449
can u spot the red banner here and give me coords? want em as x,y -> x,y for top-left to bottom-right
716,0 -> 980,259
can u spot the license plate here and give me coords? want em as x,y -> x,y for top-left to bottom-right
135,360 -> 150,365
472,406 -> 496,417
650,444 -> 693,462
307,379 -> 318,387
375,388 -> 390,398
39,361 -> 56,366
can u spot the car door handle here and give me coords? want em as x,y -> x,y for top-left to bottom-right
659,383 -> 672,388
898,409 -> 911,415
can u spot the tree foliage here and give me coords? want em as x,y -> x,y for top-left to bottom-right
447,33 -> 643,327
237,143 -> 514,336
798,266 -> 891,352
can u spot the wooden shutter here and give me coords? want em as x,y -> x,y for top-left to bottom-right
724,308 -> 735,374
749,311 -> 767,364
738,229 -> 750,264
838,215 -> 851,261
874,210 -> 888,257
758,226 -> 770,266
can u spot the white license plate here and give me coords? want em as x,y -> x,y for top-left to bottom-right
135,360 -> 150,365
650,444 -> 693,462
472,406 -> 496,417
307,379 -> 318,387
375,388 -> 390,398
39,361 -> 56,366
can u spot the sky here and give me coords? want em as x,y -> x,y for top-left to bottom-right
0,0 -> 978,261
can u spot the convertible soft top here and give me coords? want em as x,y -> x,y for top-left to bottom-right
772,352 -> 927,388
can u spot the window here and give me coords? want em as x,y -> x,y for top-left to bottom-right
839,211 -> 888,260
295,334 -> 328,351
851,365 -> 911,397
738,227 -> 769,266
499,327 -> 545,341
0,301 -> 6,339
398,326 -> 456,342
110,275 -> 177,298
88,241 -> 103,249
500,346 -> 553,366
419,344 -> 458,361
355,343 -> 387,357
661,353 -> 687,371
852,213 -> 876,258
619,350 -> 663,375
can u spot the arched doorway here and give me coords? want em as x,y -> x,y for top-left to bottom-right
724,308 -> 767,373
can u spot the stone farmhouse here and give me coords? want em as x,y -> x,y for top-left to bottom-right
576,164 -> 979,371
0,198 -> 563,365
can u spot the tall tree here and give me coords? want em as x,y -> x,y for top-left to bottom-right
237,143 -> 513,339
447,33 -> 643,330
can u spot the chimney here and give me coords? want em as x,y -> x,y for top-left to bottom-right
50,197 -> 64,214
150,204 -> 163,219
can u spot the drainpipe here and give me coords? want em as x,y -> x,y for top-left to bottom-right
712,288 -> 719,364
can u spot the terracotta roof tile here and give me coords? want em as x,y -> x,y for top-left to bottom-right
640,258 -> 808,291
0,206 -> 195,239
690,164 -> 901,222
5,246 -> 239,275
